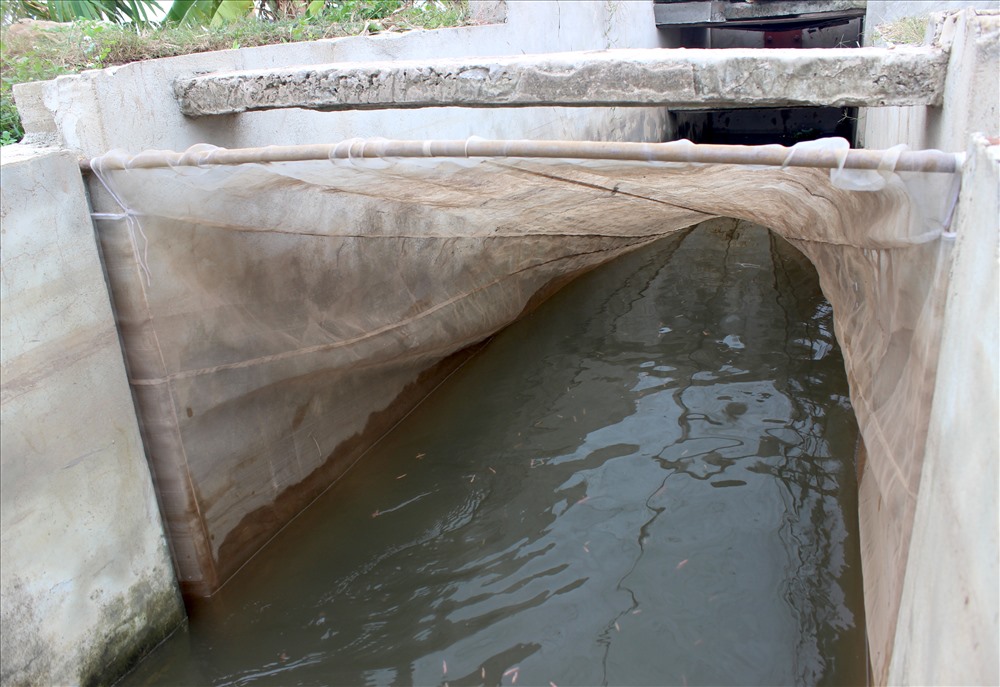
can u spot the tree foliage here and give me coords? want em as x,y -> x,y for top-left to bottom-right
165,1 -> 329,25
3,0 -> 440,27
2,0 -> 162,24
1,0 -> 470,145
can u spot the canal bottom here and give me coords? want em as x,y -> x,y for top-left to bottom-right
122,219 -> 867,687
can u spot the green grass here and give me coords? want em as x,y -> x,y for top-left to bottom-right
0,1 -> 472,144
874,15 -> 930,46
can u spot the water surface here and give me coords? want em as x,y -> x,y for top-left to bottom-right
124,220 -> 866,687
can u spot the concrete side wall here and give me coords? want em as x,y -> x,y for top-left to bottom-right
17,0 -> 674,158
0,146 -> 184,686
23,0 -> 680,601
858,6 -> 999,684
888,136 -> 999,685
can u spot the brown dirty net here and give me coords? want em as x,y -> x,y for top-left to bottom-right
89,139 -> 959,682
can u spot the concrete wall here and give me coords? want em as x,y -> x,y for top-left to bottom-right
858,5 -> 999,684
0,146 -> 184,686
887,133 -> 999,687
59,1 -> 682,601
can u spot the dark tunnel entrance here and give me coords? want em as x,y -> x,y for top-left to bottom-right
656,0 -> 864,145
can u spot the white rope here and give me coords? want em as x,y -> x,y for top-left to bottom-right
89,153 -> 153,286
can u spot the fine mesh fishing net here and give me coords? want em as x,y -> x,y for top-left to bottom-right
89,140 -> 958,680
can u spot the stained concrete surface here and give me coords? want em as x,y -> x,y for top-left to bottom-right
854,9 -> 999,683
0,146 -> 184,686
887,136 -> 999,686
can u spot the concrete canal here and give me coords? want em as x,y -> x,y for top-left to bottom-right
2,4 -> 995,685
121,220 -> 867,686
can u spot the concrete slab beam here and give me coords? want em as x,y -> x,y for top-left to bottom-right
175,47 -> 948,117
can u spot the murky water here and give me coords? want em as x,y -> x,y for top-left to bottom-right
123,220 -> 866,687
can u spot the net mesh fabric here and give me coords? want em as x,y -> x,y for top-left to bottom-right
90,145 -> 956,680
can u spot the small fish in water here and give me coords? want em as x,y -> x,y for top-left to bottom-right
488,467 -> 496,474
470,474 -> 476,484
415,453 -> 425,460
583,541 -> 590,553
676,559 -> 689,570
443,659 -> 448,675
279,652 -> 289,662
396,473 -> 407,480
371,509 -> 380,518
614,621 -> 621,632
482,667 -> 486,679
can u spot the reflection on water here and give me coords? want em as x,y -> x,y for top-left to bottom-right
123,220 -> 866,687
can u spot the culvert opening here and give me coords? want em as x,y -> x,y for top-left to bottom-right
672,106 -> 858,147
660,3 -> 864,146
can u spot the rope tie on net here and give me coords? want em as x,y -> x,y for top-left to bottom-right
89,153 -> 152,286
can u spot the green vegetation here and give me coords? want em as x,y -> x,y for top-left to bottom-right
1,0 -> 162,25
874,15 -> 930,46
1,0 -> 471,145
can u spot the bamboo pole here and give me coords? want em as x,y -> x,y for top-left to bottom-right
82,138 -> 964,174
